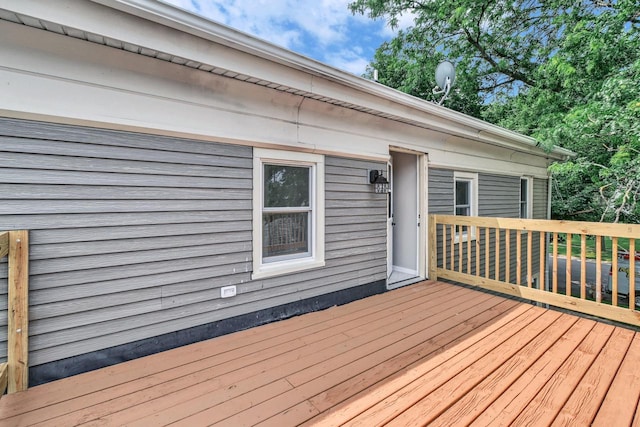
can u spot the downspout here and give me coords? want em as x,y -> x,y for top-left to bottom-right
545,173 -> 553,301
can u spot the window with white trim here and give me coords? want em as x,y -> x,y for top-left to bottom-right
454,171 -> 478,240
252,148 -> 325,279
520,177 -> 533,219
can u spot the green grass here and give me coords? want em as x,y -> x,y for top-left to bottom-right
550,235 -> 631,262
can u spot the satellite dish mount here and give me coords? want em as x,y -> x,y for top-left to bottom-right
432,61 -> 456,105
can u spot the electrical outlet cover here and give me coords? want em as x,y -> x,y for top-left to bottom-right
221,285 -> 237,298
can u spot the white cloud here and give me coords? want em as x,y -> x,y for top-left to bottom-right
161,0 -> 411,75
325,49 -> 371,75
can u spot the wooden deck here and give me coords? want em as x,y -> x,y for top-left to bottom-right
2,280 -> 640,426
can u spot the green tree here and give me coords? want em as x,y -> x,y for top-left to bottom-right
351,0 -> 640,222
364,30 -> 484,117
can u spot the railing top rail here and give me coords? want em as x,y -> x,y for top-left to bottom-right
0,231 -> 8,259
431,214 -> 640,239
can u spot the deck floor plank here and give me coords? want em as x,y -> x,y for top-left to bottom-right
128,285 -> 481,426
425,313 -> 580,427
303,302 -> 535,427
469,317 -> 598,426
188,291 -> 505,426
307,298 -> 520,414
0,281 -> 426,419
551,327 -> 635,427
51,283 -> 459,426
2,281 -> 640,427
342,306 -> 549,426
510,321 -> 615,426
593,332 -> 640,426
385,310 -> 570,426
16,283 -> 443,426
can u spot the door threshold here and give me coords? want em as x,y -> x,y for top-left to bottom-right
387,276 -> 424,290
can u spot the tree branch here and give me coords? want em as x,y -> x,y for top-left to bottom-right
462,28 -> 537,87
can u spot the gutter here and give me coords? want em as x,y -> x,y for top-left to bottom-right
83,0 -> 571,160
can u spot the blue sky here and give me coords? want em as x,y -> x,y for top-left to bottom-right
162,0 -> 415,76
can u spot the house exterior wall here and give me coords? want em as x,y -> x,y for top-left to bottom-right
429,169 -> 548,284
0,118 -> 386,373
0,7 -> 561,384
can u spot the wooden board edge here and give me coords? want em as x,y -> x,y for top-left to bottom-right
7,230 -> 29,393
0,231 -> 8,258
0,363 -> 7,397
438,269 -> 640,327
431,214 -> 640,239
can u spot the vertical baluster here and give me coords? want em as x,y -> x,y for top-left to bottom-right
566,234 -> 572,296
612,237 -> 618,307
539,231 -> 545,290
516,229 -> 522,285
476,227 -> 481,276
505,229 -> 511,284
595,235 -> 602,303
450,225 -> 455,271
442,224 -> 447,271
630,238 -> 636,310
485,227 -> 490,278
527,230 -> 533,287
553,232 -> 558,294
580,234 -> 587,299
467,225 -> 472,275
495,229 -> 501,281
458,225 -> 463,273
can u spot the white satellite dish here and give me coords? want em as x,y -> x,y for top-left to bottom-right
433,61 -> 456,105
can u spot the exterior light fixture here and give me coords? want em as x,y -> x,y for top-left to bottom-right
369,170 -> 390,194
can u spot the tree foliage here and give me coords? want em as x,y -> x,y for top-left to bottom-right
351,0 -> 640,222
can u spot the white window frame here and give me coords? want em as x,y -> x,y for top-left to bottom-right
252,148 -> 325,279
454,171 -> 478,242
520,177 -> 533,219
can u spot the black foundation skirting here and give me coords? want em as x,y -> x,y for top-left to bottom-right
29,279 -> 387,387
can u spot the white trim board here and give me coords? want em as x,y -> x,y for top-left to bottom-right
0,0 -> 573,161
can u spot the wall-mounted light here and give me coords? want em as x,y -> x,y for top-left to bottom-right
369,170 -> 390,194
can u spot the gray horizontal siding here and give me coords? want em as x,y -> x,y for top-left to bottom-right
0,118 -> 254,365
0,118 -> 386,366
478,174 -> 520,218
428,168 -> 454,215
429,168 -> 545,286
533,178 -> 548,219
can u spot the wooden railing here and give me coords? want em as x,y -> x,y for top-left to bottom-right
428,215 -> 640,326
0,230 -> 29,395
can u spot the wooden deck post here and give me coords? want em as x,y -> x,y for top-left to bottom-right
8,230 -> 29,393
428,215 -> 437,280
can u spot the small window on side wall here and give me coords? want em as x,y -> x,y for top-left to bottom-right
454,171 -> 478,240
520,177 -> 533,219
252,148 -> 325,279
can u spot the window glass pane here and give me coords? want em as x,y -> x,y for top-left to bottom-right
456,180 -> 470,206
520,179 -> 527,203
520,179 -> 528,218
456,206 -> 470,216
263,212 -> 309,258
264,165 -> 310,208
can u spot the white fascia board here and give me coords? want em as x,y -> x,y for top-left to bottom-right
1,0 -> 574,160
87,0 -> 575,161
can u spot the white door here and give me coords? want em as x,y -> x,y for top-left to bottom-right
390,152 -> 419,278
387,161 -> 393,278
